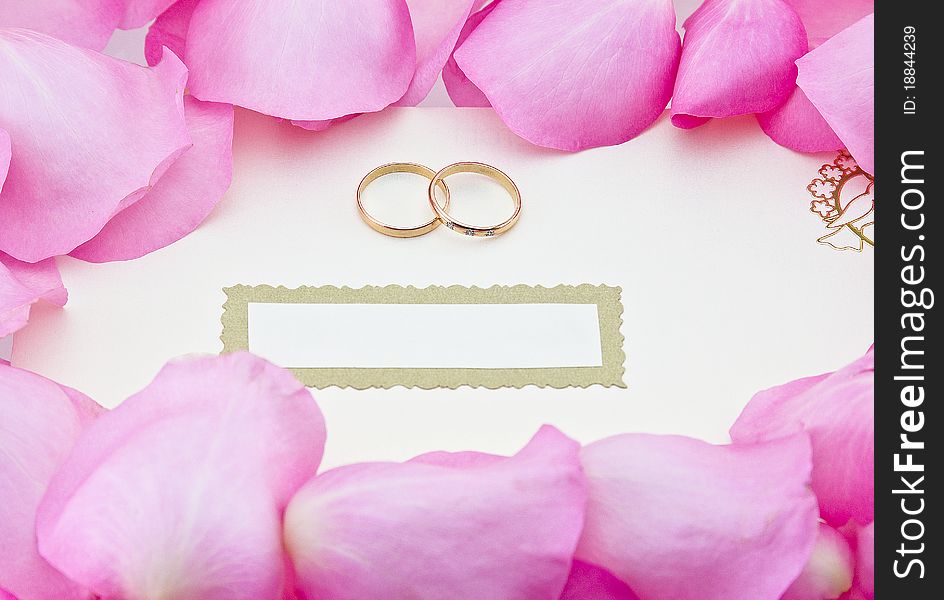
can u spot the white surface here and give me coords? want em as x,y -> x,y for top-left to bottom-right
248,302 -> 602,369
14,108 -> 874,469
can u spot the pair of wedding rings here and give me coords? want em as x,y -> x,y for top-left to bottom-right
356,162 -> 521,238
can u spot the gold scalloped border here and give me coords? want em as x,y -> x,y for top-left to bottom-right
221,284 -> 626,390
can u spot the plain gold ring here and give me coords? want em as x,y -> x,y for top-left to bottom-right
357,163 -> 450,238
427,162 -> 521,237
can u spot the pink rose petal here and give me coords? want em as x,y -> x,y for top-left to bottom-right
454,0 -> 681,150
0,0 -> 123,50
0,128 -> 8,194
1,364 -> 102,600
291,114 -> 360,132
0,30 -> 191,262
36,353 -> 326,600
70,97 -> 234,262
396,0 -> 477,106
185,0 -> 416,121
786,0 -> 875,48
783,523 -> 854,600
285,426 -> 586,600
577,433 -> 818,600
853,522 -> 874,599
0,254 -> 67,338
148,0 -> 408,132
144,0 -> 198,67
560,561 -> 639,600
730,348 -> 874,526
757,85 -> 844,152
442,0 -> 499,107
797,14 -> 874,174
409,449 -> 504,468
671,0 -> 807,128
120,0 -> 178,29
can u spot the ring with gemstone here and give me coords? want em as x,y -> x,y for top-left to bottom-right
357,163 -> 450,238
427,162 -> 521,238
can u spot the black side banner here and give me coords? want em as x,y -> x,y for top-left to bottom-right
875,0 -> 939,596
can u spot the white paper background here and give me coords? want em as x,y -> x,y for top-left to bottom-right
14,107 -> 874,469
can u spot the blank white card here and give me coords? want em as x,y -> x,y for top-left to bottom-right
247,303 -> 603,369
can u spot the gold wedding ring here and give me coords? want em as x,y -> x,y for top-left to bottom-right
357,163 -> 450,238
428,162 -> 521,237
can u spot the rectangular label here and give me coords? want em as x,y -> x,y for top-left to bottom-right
221,285 -> 625,389
248,303 -> 603,369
